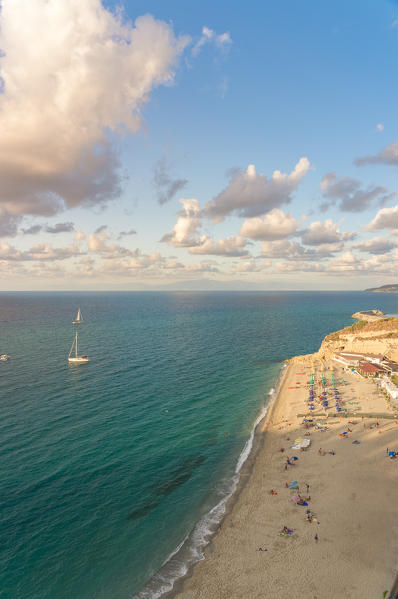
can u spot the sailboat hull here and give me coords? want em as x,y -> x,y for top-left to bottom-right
68,356 -> 90,364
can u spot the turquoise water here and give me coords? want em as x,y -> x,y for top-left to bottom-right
1,291 -> 397,599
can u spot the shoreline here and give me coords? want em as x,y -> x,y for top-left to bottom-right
137,362 -> 290,599
158,361 -> 292,599
168,355 -> 398,599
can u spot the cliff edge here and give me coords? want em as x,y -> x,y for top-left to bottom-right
292,316 -> 398,363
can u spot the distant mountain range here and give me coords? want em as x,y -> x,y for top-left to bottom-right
365,284 -> 398,293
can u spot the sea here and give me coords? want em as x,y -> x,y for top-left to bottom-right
1,291 -> 397,599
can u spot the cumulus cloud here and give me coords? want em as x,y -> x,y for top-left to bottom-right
204,158 -> 310,221
301,219 -> 356,246
22,224 -> 43,235
88,228 -> 129,255
355,141 -> 398,166
45,222 -> 75,234
320,172 -> 395,212
0,240 -> 82,262
21,221 -> 74,235
117,229 -> 137,240
153,155 -> 188,205
26,243 -> 82,261
0,2 -> 189,218
352,237 -> 396,254
192,26 -> 232,57
161,199 -> 203,247
189,235 -> 249,257
327,251 -> 362,273
233,259 -> 269,273
74,230 -> 86,243
261,240 -> 321,260
365,205 -> 398,231
239,209 -> 299,240
0,210 -> 22,237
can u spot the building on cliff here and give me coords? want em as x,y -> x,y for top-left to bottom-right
357,361 -> 384,377
333,352 -> 386,368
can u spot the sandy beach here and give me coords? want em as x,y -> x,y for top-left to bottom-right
169,359 -> 398,599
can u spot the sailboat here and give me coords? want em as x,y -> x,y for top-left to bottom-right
72,308 -> 83,325
68,309 -> 90,364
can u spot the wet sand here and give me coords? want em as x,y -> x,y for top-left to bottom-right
170,359 -> 398,599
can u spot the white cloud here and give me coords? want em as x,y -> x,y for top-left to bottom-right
376,123 -> 384,132
161,199 -> 204,247
355,141 -> 398,166
239,209 -> 299,240
192,26 -> 232,57
320,172 -> 394,213
328,251 -> 362,272
0,2 -> 189,217
261,240 -> 322,260
352,237 -> 396,254
0,240 -> 82,262
233,259 -> 269,273
189,235 -> 248,257
27,243 -> 82,261
87,228 -> 129,256
301,219 -> 356,246
204,158 -> 310,221
365,205 -> 398,231
74,230 -> 86,243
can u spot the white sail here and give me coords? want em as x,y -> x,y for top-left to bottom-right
68,331 -> 78,358
72,308 -> 82,324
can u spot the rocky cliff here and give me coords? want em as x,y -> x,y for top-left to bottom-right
292,317 -> 398,363
351,309 -> 384,322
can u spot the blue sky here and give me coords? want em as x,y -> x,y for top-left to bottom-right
1,0 -> 398,289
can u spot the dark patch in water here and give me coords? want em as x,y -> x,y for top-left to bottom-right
202,436 -> 218,448
127,454 -> 207,521
127,498 -> 162,521
151,455 -> 207,496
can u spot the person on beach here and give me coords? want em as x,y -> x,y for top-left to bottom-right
314,534 -> 319,542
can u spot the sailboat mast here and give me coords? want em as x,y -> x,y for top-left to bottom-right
75,329 -> 78,357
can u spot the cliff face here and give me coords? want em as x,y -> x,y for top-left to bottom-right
351,309 -> 384,322
293,317 -> 398,362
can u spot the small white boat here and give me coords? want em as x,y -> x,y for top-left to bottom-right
0,354 -> 10,362
72,307 -> 83,325
68,309 -> 90,364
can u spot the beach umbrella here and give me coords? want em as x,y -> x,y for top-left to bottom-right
388,451 -> 396,457
289,481 -> 298,488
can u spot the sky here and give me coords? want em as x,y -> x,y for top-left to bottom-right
1,0 -> 398,290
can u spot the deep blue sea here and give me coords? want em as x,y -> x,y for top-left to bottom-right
1,291 -> 397,599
